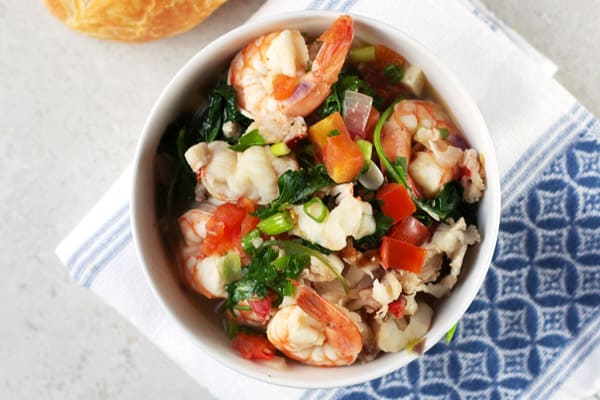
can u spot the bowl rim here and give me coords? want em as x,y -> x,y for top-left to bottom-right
131,10 -> 501,389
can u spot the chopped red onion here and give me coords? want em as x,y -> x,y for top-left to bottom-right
343,90 -> 373,138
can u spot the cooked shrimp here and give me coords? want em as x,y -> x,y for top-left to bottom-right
381,100 -> 467,197
184,141 -> 298,204
178,207 -> 228,298
228,15 -> 354,142
178,207 -> 214,246
267,285 -> 363,366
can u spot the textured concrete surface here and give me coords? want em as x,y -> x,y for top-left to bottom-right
0,1 -> 598,399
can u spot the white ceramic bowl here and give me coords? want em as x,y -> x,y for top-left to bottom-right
131,11 -> 501,389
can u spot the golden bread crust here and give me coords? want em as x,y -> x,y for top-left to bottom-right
44,0 -> 227,42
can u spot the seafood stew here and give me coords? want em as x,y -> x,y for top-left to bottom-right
154,15 -> 486,367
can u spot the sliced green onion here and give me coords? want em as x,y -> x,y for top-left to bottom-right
270,142 -> 291,157
357,139 -> 373,171
445,322 -> 458,343
257,211 -> 295,235
229,129 -> 265,152
219,252 -> 242,284
272,255 -> 291,271
263,240 -> 349,293
439,127 -> 449,139
350,45 -> 376,63
327,129 -> 341,137
383,64 -> 404,84
241,228 -> 261,254
303,197 -> 328,222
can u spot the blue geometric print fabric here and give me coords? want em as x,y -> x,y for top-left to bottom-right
303,106 -> 600,400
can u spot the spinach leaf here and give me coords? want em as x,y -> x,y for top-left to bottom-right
229,129 -> 265,152
188,81 -> 252,144
253,164 -> 334,219
225,245 -> 310,308
415,180 -> 464,224
156,116 -> 197,207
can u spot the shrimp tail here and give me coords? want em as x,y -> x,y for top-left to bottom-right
283,16 -> 354,117
312,15 -> 354,80
296,285 -> 363,357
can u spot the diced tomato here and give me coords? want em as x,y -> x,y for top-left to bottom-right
379,236 -> 426,274
272,73 -> 300,100
389,216 -> 431,246
363,107 -> 380,141
308,112 -> 348,152
388,297 -> 406,318
357,45 -> 410,104
310,113 -> 364,183
203,202 -> 258,256
324,133 -> 365,183
376,183 -> 416,224
231,332 -> 275,361
248,298 -> 272,323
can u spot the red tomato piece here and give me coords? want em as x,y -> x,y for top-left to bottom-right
388,297 -> 406,318
379,236 -> 426,274
376,183 -> 416,224
389,216 -> 431,246
203,202 -> 258,256
231,332 -> 275,361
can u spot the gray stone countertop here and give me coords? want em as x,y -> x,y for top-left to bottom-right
1,0 -> 598,399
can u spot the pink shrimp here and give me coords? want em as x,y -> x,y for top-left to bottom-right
381,100 -> 465,197
266,285 -> 363,366
177,206 -> 228,299
228,16 -> 354,142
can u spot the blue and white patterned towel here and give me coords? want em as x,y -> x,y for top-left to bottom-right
56,1 -> 600,399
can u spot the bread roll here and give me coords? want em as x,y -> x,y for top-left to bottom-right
45,0 -> 227,42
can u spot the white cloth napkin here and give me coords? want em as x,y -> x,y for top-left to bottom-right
56,0 -> 600,399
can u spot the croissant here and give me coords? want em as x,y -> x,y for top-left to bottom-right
45,0 -> 227,42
